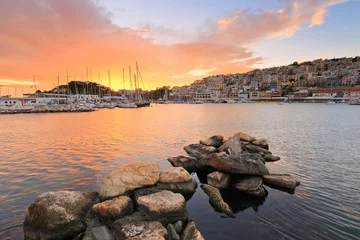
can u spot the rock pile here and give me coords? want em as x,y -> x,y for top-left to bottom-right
23,131 -> 300,240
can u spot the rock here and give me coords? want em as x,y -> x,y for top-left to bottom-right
200,184 -> 234,218
92,196 -> 133,226
83,225 -> 115,240
263,174 -> 300,190
183,144 -> 217,159
207,172 -> 231,189
167,156 -> 196,172
157,167 -> 197,195
112,217 -> 167,240
167,224 -> 180,240
173,221 -> 183,235
219,137 -> 242,155
196,152 -> 269,176
252,138 -> 269,150
100,162 -> 159,200
264,154 -> 281,162
232,177 -> 266,197
233,132 -> 256,142
247,153 -> 266,164
199,135 -> 224,148
245,145 -> 272,155
84,209 -> 102,228
181,220 -> 204,240
24,191 -> 99,240
137,190 -> 188,225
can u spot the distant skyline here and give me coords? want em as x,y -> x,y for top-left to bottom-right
1,0 -> 360,94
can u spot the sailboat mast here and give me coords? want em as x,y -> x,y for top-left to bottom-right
134,74 -> 138,100
129,66 -> 132,100
98,74 -> 101,97
108,70 -> 111,97
123,68 -> 125,89
57,75 -> 60,100
66,70 -> 69,95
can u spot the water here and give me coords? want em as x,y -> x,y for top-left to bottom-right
0,103 -> 359,240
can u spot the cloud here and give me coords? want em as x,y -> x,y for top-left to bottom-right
187,68 -> 217,77
0,79 -> 38,86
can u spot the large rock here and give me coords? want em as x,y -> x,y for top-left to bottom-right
181,220 -> 204,240
232,177 -> 266,197
207,172 -> 231,189
252,138 -> 269,150
245,145 -> 272,155
200,184 -> 234,218
219,137 -> 242,155
112,216 -> 167,240
199,135 -> 224,148
83,225 -> 115,240
24,191 -> 99,240
263,174 -> 300,190
137,190 -> 188,225
183,144 -> 217,159
233,132 -> 256,142
100,162 -> 159,200
92,196 -> 133,226
157,167 -> 197,195
167,156 -> 196,172
264,154 -> 280,162
196,152 -> 269,176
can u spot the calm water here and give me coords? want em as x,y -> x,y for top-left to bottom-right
1,103 -> 359,240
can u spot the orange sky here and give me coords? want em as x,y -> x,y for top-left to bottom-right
0,0 -> 351,92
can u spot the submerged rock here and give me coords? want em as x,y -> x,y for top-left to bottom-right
232,177 -> 266,197
233,132 -> 256,142
199,135 -> 224,148
157,167 -> 197,195
137,190 -> 188,225
263,174 -> 300,190
181,220 -> 205,240
24,191 -> 99,240
264,154 -> 281,162
207,171 -> 231,189
197,152 -> 269,176
252,138 -> 269,150
167,156 -> 197,172
100,162 -> 159,200
183,144 -> 217,159
219,137 -> 242,155
83,225 -> 115,240
200,184 -> 235,218
245,145 -> 272,155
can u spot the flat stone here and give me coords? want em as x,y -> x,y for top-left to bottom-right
233,132 -> 256,142
199,135 -> 224,148
24,191 -> 99,240
232,177 -> 266,197
83,225 -> 115,240
167,156 -> 196,172
263,174 -> 300,190
137,190 -> 188,225
252,138 -> 269,150
183,144 -> 217,159
200,184 -> 234,218
264,154 -> 281,162
197,152 -> 269,176
157,167 -> 197,195
100,162 -> 159,200
181,220 -> 205,240
207,172 -> 231,189
219,137 -> 242,155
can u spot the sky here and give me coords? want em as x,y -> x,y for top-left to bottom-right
0,0 -> 360,94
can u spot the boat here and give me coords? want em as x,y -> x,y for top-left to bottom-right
349,99 -> 360,105
118,102 -> 137,108
195,100 -> 204,104
241,98 -> 254,103
278,101 -> 285,105
106,103 -> 116,109
326,101 -> 336,105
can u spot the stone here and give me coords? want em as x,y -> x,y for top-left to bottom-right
264,154 -> 281,162
181,220 -> 205,240
173,221 -> 183,235
112,217 -> 167,240
157,167 -> 197,195
245,145 -> 272,155
196,152 -> 269,176
219,137 -> 242,155
167,224 -> 180,240
232,177 -> 266,197
183,144 -> 217,159
92,196 -> 133,226
24,191 -> 99,240
252,138 -> 269,150
100,162 -> 159,200
263,174 -> 300,190
207,171 -> 231,189
233,132 -> 256,142
83,225 -> 115,240
137,190 -> 188,225
200,184 -> 234,218
199,135 -> 224,148
133,187 -> 162,203
167,156 -> 196,172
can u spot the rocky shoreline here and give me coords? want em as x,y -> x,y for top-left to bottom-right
23,132 -> 300,240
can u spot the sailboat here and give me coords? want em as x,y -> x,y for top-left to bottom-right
326,78 -> 335,105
